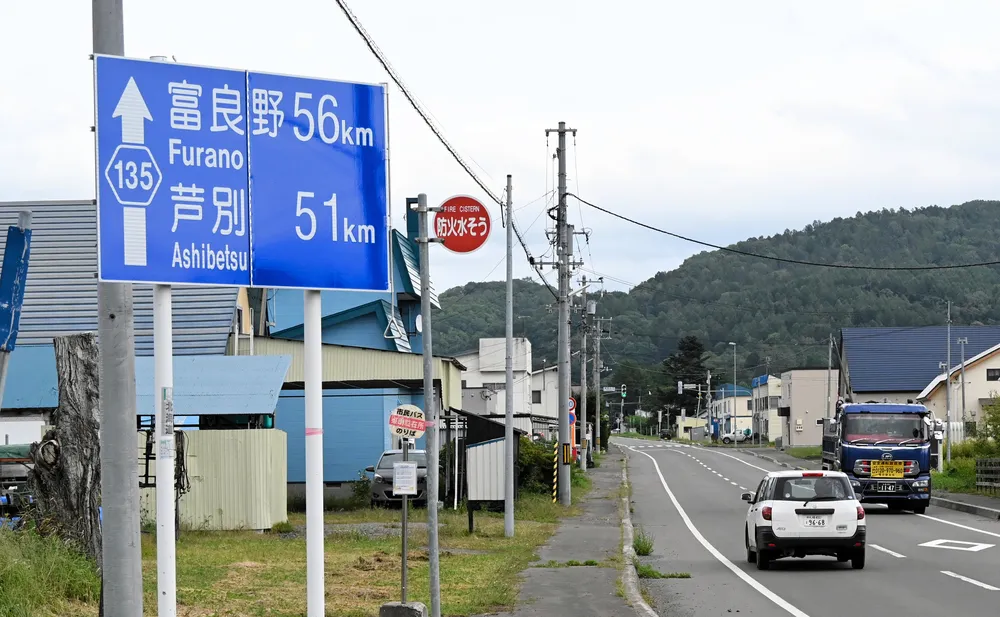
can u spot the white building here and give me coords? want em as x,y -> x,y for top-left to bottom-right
709,383 -> 752,435
455,338 -> 558,436
917,341 -> 1000,439
751,374 -> 782,440
778,368 -> 839,447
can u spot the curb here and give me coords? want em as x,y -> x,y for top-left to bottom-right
930,496 -> 1000,521
734,449 -> 1000,522
617,448 -> 658,617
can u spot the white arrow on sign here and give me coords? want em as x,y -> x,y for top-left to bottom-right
113,77 -> 152,145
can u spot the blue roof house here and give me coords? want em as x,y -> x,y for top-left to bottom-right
840,326 -> 1000,403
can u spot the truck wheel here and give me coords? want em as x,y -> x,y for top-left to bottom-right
912,505 -> 926,515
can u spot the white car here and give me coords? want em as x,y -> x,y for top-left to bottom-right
743,470 -> 866,570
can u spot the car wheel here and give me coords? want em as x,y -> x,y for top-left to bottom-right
851,549 -> 866,570
756,548 -> 771,570
723,437 -> 732,444
745,527 -> 756,564
912,505 -> 926,515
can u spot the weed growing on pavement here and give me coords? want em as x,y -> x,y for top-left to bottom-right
633,526 -> 654,556
634,562 -> 690,579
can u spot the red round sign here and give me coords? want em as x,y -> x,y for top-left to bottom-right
434,195 -> 491,254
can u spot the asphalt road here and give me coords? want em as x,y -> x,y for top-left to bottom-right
615,437 -> 1000,617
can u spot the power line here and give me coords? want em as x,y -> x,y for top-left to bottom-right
332,0 -> 557,299
567,193 -> 1000,271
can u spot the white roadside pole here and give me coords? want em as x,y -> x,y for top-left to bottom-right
148,55 -> 178,617
304,290 -> 324,616
153,284 -> 176,616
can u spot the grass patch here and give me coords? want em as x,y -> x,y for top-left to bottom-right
932,457 -> 978,493
785,446 -> 822,460
634,562 -> 690,580
617,432 -> 660,441
632,526 -> 654,557
7,482 -> 591,617
0,530 -> 101,617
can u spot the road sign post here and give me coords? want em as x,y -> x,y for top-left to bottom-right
387,404 -> 427,607
94,55 -> 390,617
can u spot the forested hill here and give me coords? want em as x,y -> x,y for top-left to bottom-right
432,200 -> 1000,382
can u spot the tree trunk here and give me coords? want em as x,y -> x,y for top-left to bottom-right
29,332 -> 103,569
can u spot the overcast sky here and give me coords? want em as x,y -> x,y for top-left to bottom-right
2,1 -> 1000,294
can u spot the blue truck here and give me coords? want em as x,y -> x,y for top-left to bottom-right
819,400 -> 943,514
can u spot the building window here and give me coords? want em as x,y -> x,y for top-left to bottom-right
461,380 -> 467,389
988,369 -> 1000,382
769,396 -> 780,409
532,390 -> 542,404
484,382 -> 505,391
747,399 -> 752,411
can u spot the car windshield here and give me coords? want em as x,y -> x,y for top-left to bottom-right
843,413 -> 927,444
377,452 -> 427,469
773,476 -> 854,501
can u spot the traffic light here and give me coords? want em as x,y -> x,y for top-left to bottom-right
621,384 -> 627,399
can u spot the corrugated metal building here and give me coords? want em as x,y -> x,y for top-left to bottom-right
0,201 -> 237,354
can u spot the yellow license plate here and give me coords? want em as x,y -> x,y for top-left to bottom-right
870,460 -> 905,479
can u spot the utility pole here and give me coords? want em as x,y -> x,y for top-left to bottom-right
593,317 -> 607,452
415,193 -> 443,617
946,301 -> 952,463
579,276 -> 589,471
957,337 -> 968,427
503,175 -> 515,538
545,121 -> 577,506
706,370 -> 712,435
826,333 -> 833,418
92,2 -> 145,616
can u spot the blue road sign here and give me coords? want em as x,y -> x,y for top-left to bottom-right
94,55 -> 389,291
248,72 -> 389,290
569,411 -> 576,425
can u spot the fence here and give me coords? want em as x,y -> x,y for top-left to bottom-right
975,458 -> 1000,494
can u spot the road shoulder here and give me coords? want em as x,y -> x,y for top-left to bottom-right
478,452 -> 638,617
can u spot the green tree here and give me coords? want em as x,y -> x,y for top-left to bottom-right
658,336 -> 708,420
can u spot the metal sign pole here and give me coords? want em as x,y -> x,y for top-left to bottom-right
401,438 -> 409,604
153,284 -> 176,617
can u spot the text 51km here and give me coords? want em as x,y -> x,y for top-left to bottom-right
294,191 -> 376,244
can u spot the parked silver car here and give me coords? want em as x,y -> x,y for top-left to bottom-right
366,449 -> 428,507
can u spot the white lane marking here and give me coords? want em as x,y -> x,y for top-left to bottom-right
697,447 -> 770,473
730,481 -> 739,486
740,486 -> 748,491
870,544 -> 906,558
941,570 -> 1000,591
627,446 -> 811,617
724,477 -> 731,481
919,539 -> 995,552
917,514 -> 1000,540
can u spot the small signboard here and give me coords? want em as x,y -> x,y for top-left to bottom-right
434,195 -> 491,253
393,461 -> 418,496
602,386 -> 616,393
388,404 -> 427,440
568,397 -> 577,412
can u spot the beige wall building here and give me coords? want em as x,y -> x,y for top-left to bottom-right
778,368 -> 839,447
917,342 -> 1000,425
751,375 -> 782,439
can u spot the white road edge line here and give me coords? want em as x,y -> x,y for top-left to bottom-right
869,544 -> 906,559
941,570 -> 1000,591
626,446 -> 811,617
917,513 -> 1000,539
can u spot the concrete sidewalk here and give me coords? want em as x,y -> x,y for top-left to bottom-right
738,446 -> 1000,521
478,453 -> 635,617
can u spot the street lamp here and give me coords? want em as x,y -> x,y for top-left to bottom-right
729,341 -> 743,440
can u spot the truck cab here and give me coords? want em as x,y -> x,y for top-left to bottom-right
818,401 -> 942,514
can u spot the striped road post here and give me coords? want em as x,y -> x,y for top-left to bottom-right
552,440 -> 558,503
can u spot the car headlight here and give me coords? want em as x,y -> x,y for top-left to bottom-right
374,474 -> 385,483
911,479 -> 928,488
850,480 -> 862,489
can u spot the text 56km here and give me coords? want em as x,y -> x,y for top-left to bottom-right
294,191 -> 376,244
